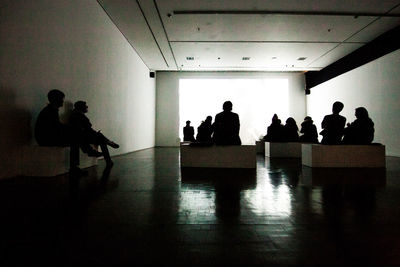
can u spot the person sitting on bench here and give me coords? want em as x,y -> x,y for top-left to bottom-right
320,101 -> 346,145
299,116 -> 319,143
213,101 -> 241,145
283,117 -> 299,142
183,120 -> 196,142
35,89 -> 102,174
342,107 -> 374,145
70,101 -> 119,167
263,114 -> 285,142
196,115 -> 214,143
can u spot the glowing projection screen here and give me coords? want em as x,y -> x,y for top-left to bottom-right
179,79 -> 289,144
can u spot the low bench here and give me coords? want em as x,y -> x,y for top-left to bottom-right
180,144 -> 256,168
301,144 -> 386,168
21,146 -> 98,177
256,141 -> 265,154
265,142 -> 302,158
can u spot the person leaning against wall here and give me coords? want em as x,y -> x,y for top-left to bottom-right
34,89 -> 102,175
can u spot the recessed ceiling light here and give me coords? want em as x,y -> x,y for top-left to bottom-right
242,57 -> 250,60
297,57 -> 307,61
271,57 -> 277,60
186,57 -> 194,60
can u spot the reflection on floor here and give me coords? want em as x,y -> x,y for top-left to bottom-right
1,147 -> 400,264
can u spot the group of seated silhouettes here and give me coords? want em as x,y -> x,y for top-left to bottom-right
263,101 -> 375,145
184,101 -> 241,145
35,89 -> 119,174
184,100 -> 375,146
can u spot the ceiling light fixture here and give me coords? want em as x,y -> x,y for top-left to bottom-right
242,57 -> 250,60
297,57 -> 307,61
186,57 -> 194,60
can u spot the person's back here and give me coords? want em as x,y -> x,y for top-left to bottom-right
263,114 -> 285,142
196,116 -> 213,142
213,101 -> 241,145
283,117 -> 299,142
35,89 -> 70,146
321,101 -> 346,145
299,116 -> 318,143
343,107 -> 374,145
183,121 -> 195,142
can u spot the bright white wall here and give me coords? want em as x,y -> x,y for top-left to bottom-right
307,49 -> 400,156
156,72 -> 306,146
0,0 -> 156,179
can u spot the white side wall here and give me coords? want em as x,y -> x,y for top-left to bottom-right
307,49 -> 400,156
156,71 -> 306,146
0,0 -> 156,179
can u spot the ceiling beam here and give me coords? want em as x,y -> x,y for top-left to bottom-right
305,25 -> 400,90
172,10 -> 400,17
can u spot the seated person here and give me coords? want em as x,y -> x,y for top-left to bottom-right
196,116 -> 214,142
320,101 -> 346,145
263,114 -> 285,142
299,116 -> 319,143
213,101 -> 241,145
283,117 -> 299,142
183,120 -> 196,142
69,101 -> 119,167
342,107 -> 374,145
35,90 -> 102,173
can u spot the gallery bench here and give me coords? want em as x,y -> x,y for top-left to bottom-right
265,142 -> 302,158
301,144 -> 386,168
180,144 -> 256,168
256,141 -> 265,154
21,146 -> 98,177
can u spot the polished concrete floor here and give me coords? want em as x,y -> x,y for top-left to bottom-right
1,147 -> 400,265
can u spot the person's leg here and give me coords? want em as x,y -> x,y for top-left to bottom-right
96,132 -> 119,149
100,143 -> 113,166
91,131 -> 113,166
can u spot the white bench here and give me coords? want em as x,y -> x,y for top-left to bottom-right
301,144 -> 386,168
21,146 -> 98,177
265,142 -> 302,158
180,144 -> 256,168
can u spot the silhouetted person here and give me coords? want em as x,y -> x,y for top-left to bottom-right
342,107 -> 374,144
213,101 -> 241,145
70,101 -> 120,167
35,90 -> 101,173
263,114 -> 285,142
283,117 -> 299,142
196,115 -> 213,142
299,116 -> 319,143
183,120 -> 195,142
320,101 -> 346,145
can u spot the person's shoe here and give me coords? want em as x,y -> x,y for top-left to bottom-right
70,167 -> 88,176
108,141 -> 119,149
87,150 -> 103,157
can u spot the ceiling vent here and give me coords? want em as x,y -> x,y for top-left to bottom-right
297,57 -> 307,61
186,57 -> 194,60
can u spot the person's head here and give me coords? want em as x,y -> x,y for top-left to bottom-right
222,101 -> 232,112
47,89 -> 65,108
286,117 -> 295,125
304,116 -> 312,122
205,116 -> 212,123
355,107 -> 369,119
272,114 -> 279,123
332,101 -> 344,114
74,101 -> 88,113
186,120 -> 191,126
